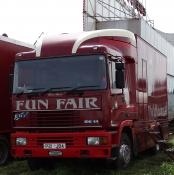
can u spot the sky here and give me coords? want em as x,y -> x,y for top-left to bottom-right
0,0 -> 173,44
145,0 -> 174,33
0,0 -> 83,44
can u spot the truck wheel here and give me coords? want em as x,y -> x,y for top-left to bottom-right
0,137 -> 9,165
116,133 -> 132,169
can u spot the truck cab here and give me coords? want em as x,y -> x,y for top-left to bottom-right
11,29 -> 168,169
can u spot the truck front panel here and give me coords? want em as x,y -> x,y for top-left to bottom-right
11,131 -> 118,158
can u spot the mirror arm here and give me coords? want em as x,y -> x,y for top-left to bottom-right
106,53 -> 123,62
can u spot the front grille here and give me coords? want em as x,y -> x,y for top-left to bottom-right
29,111 -> 81,127
37,136 -> 74,147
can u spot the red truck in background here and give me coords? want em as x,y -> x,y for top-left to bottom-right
11,29 -> 168,169
0,35 -> 34,165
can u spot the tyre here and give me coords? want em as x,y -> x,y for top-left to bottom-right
116,133 -> 132,169
0,137 -> 9,165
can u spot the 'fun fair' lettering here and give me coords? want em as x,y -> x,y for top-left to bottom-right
16,97 -> 99,111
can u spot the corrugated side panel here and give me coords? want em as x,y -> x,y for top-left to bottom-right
97,18 -> 174,76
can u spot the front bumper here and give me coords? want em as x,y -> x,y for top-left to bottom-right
11,131 -> 118,158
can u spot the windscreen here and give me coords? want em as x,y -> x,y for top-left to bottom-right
13,55 -> 107,94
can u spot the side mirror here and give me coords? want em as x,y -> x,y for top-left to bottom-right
116,62 -> 124,70
115,63 -> 125,89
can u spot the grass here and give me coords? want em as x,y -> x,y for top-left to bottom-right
0,152 -> 173,175
168,135 -> 174,145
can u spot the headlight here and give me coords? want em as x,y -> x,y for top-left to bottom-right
87,137 -> 108,145
16,137 -> 27,146
87,137 -> 100,145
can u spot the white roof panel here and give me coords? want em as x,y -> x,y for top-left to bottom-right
72,29 -> 136,54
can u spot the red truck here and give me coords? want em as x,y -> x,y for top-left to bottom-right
0,35 -> 34,165
11,29 -> 168,169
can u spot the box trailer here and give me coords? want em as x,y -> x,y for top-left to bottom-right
0,35 -> 34,165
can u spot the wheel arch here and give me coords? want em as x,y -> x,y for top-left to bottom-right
118,120 -> 133,144
118,121 -> 138,156
122,126 -> 133,143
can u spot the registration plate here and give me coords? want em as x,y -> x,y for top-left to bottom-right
43,143 -> 66,149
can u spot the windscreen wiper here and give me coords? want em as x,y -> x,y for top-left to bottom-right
16,87 -> 48,96
15,87 -> 33,96
26,88 -> 45,92
19,87 -> 72,94
66,85 -> 99,94
40,86 -> 72,94
15,89 -> 25,96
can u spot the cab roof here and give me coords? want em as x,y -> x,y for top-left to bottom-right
72,29 -> 136,54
